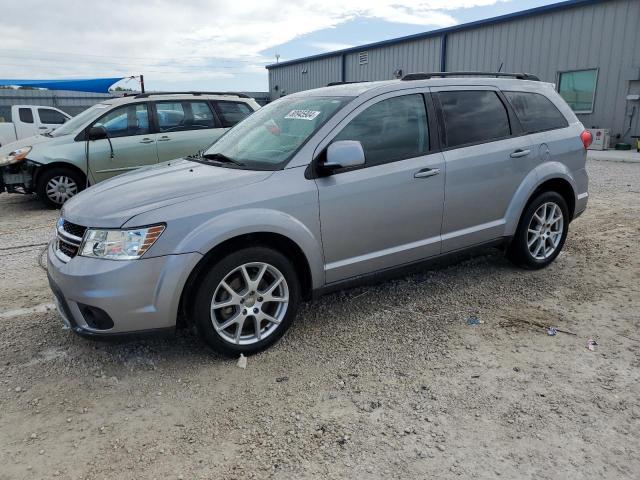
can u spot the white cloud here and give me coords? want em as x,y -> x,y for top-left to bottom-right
309,42 -> 356,52
0,0 -> 509,89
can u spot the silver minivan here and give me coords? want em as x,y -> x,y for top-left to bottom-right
47,73 -> 591,356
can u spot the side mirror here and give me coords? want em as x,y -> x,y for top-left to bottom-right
323,140 -> 365,171
88,125 -> 108,140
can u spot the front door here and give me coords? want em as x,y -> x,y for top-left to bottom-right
88,103 -> 159,183
315,92 -> 445,283
432,87 -> 535,252
154,100 -> 226,162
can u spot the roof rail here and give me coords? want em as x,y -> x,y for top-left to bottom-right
133,91 -> 251,99
326,81 -> 368,87
401,71 -> 540,81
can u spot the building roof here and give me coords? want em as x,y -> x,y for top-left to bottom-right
265,0 -> 606,70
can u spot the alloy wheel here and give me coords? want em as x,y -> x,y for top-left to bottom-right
527,201 -> 564,260
210,262 -> 289,345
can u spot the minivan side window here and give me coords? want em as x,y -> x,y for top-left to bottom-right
38,108 -> 67,125
438,90 -> 511,148
333,94 -> 429,167
214,101 -> 253,127
19,108 -> 34,124
156,101 -> 216,132
504,91 -> 569,134
94,104 -> 150,138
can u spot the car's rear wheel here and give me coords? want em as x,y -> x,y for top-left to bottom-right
36,167 -> 84,208
507,191 -> 569,269
193,247 -> 300,356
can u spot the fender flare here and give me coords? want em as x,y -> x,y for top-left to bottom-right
175,208 -> 325,289
504,161 -> 577,236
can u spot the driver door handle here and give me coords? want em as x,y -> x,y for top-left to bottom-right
414,167 -> 440,179
139,138 -> 154,144
510,149 -> 531,158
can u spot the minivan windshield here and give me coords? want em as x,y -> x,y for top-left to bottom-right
202,96 -> 349,169
50,102 -> 112,137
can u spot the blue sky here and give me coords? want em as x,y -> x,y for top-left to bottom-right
4,0 -> 564,93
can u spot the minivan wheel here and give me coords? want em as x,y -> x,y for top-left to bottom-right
36,167 -> 84,208
193,247 -> 300,356
507,191 -> 569,269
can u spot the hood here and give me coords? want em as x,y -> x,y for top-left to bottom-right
0,133 -> 67,157
61,159 -> 273,228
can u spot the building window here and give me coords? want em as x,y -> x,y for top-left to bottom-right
358,51 -> 368,65
557,69 -> 598,114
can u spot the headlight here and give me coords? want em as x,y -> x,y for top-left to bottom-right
0,146 -> 32,167
79,225 -> 165,260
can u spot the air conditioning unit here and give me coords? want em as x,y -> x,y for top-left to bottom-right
587,128 -> 610,150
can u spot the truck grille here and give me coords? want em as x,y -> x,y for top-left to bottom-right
56,219 -> 87,261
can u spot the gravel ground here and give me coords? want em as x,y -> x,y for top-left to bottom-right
0,159 -> 639,480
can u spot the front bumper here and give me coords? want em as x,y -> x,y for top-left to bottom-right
47,240 -> 202,336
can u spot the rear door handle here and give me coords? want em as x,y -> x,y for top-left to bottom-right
510,149 -> 531,158
158,135 -> 171,142
414,168 -> 440,179
139,138 -> 154,144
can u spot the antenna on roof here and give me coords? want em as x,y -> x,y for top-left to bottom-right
275,53 -> 280,64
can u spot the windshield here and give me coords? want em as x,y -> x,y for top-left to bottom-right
202,96 -> 349,169
50,102 -> 112,137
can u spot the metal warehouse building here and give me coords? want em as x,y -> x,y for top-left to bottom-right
266,0 -> 640,143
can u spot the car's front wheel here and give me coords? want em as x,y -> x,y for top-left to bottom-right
507,191 -> 569,269
193,246 -> 300,356
36,167 -> 84,208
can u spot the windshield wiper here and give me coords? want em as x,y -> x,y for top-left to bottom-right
201,152 -> 246,166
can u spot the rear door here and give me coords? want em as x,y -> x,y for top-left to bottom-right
153,100 -> 224,162
315,91 -> 445,283
432,87 -> 534,252
88,102 -> 159,182
36,107 -> 70,132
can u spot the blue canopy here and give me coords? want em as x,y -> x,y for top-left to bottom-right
0,77 -> 125,93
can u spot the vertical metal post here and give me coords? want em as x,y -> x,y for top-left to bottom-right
440,33 -> 447,73
140,75 -> 145,93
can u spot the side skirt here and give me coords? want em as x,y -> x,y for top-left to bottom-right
311,237 -> 510,300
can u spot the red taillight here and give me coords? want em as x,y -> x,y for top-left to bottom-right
580,130 -> 593,150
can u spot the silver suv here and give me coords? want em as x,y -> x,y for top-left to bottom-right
47,72 -> 591,356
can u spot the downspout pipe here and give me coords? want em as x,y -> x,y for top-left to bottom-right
440,33 -> 447,72
341,54 -> 346,82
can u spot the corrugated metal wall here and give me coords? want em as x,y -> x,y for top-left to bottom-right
445,0 -> 640,138
268,0 -> 640,141
344,37 -> 441,83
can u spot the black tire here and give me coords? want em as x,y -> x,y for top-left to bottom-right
36,166 -> 85,209
193,246 -> 301,357
507,191 -> 569,269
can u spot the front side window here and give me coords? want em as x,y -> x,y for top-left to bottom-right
52,103 -> 111,137
19,108 -> 34,124
333,94 -> 429,167
94,104 -> 150,138
38,108 -> 67,124
203,96 -> 348,169
504,91 -> 569,134
215,101 -> 254,127
557,69 -> 597,113
438,90 -> 511,148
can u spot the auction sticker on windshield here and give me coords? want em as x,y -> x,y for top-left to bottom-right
284,110 -> 321,120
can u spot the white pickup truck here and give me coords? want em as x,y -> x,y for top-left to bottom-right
0,105 -> 71,147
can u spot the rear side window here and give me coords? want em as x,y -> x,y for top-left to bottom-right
19,108 -> 34,124
215,101 -> 254,127
437,91 -> 510,148
333,94 -> 429,167
38,108 -> 67,124
504,91 -> 568,134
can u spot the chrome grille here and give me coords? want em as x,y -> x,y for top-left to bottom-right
55,218 -> 86,262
